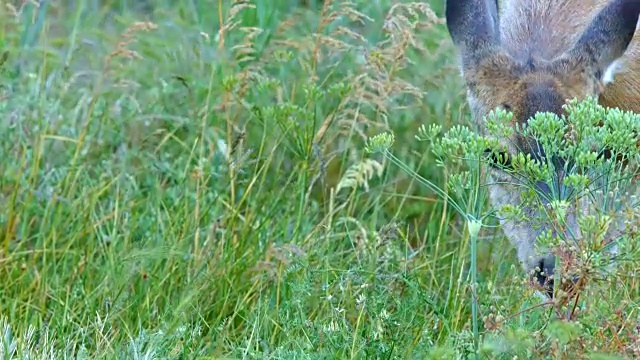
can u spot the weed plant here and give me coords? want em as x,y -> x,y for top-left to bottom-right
369,97 -> 640,358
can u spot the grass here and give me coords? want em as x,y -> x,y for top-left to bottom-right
1,0 -> 640,358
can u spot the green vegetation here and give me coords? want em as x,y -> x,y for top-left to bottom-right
1,0 -> 640,358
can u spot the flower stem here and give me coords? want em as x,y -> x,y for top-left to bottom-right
468,216 -> 482,360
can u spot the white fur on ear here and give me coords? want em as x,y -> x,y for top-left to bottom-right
602,58 -> 624,84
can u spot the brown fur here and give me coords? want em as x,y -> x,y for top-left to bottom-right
600,32 -> 640,111
445,0 -> 640,297
496,0 -> 640,111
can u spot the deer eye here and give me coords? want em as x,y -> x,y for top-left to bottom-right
501,103 -> 513,111
484,148 -> 513,170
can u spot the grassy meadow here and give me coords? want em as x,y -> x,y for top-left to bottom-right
1,0 -> 640,358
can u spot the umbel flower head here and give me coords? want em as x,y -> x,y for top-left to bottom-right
369,96 -> 640,299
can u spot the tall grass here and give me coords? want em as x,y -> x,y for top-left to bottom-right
1,0 -> 639,359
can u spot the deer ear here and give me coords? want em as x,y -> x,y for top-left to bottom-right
445,0 -> 501,70
564,0 -> 640,84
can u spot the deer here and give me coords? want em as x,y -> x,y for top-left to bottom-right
444,0 -> 640,298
